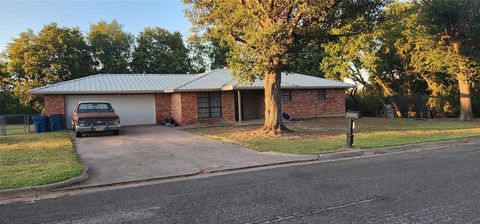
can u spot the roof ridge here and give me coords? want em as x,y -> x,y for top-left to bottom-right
287,72 -> 348,84
168,69 -> 217,91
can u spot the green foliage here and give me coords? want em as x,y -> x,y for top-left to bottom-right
187,33 -> 208,73
6,23 -> 94,110
184,0 -> 386,83
188,35 -> 229,72
321,1 -> 480,117
0,57 -> 13,114
284,39 -> 325,77
322,2 -> 427,96
88,20 -> 133,73
346,89 -> 384,117
419,0 -> 480,60
208,39 -> 229,70
131,27 -> 191,74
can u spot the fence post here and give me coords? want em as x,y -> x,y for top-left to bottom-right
24,114 -> 27,134
26,114 -> 30,134
0,116 -> 5,136
3,115 -> 7,135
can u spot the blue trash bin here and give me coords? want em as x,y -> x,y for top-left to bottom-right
32,116 -> 47,133
49,114 -> 63,131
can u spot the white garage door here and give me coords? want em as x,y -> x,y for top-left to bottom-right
65,94 -> 156,129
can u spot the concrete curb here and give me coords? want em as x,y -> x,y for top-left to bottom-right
0,166 -> 90,200
56,158 -> 320,192
57,170 -> 203,192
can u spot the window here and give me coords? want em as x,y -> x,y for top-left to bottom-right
317,89 -> 326,101
198,92 -> 222,118
77,103 -> 113,113
282,90 -> 292,101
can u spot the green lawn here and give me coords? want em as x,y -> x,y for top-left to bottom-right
0,131 -> 84,190
187,118 -> 480,155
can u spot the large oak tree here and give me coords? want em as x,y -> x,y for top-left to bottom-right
184,0 -> 386,134
418,0 -> 480,121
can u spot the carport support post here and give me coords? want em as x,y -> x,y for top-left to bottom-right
237,90 -> 242,123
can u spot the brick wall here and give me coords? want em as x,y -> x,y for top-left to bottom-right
221,91 -> 236,122
155,93 -> 171,124
178,92 -> 197,125
282,89 -> 345,118
44,95 -> 65,116
170,91 -> 236,126
43,94 -> 66,127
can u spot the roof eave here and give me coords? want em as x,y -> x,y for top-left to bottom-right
232,85 -> 355,90
31,90 -> 166,95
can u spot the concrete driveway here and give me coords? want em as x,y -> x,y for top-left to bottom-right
72,125 -> 314,187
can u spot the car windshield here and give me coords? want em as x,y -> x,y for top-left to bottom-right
77,103 -> 113,113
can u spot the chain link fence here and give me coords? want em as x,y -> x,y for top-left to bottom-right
0,114 -> 35,136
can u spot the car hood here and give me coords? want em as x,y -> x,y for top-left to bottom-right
76,112 -> 119,119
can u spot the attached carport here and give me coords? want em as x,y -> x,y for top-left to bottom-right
30,73 -> 191,129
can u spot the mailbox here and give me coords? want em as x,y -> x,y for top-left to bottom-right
346,111 -> 361,149
346,111 -> 361,119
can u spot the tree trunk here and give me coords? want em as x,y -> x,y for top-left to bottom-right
453,42 -> 474,121
458,73 -> 474,121
262,69 -> 287,135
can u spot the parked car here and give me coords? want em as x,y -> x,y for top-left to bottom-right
71,101 -> 121,137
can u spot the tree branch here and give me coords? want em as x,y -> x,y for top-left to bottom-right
287,10 -> 303,37
308,0 -> 343,23
230,32 -> 257,50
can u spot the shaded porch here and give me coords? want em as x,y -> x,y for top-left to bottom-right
234,90 -> 265,123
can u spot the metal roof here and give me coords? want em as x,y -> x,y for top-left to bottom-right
31,69 -> 354,95
167,69 -> 354,92
30,73 -> 192,94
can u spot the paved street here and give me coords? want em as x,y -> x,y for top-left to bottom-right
2,140 -> 480,223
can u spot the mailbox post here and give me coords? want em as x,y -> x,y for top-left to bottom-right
346,111 -> 361,149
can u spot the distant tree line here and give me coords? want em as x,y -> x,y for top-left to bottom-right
0,20 -> 226,113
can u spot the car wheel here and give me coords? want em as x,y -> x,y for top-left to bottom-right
113,130 -> 120,135
75,131 -> 82,137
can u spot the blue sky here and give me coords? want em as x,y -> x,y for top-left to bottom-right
0,0 -> 192,51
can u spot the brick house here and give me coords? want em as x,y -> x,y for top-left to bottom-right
31,69 -> 354,129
